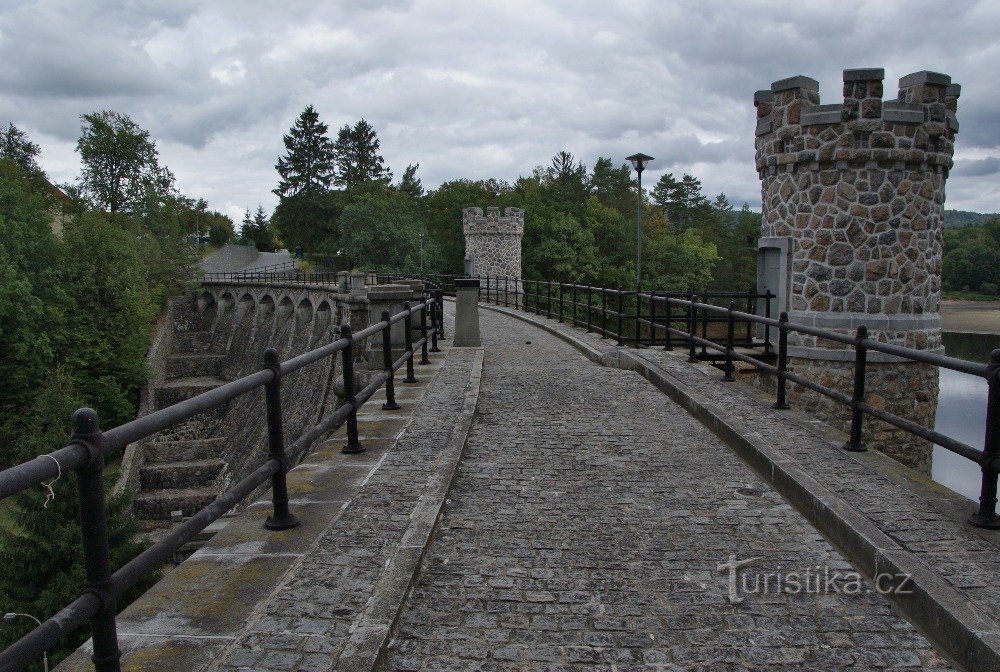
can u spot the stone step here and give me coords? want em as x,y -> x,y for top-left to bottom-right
153,376 -> 228,410
140,459 -> 224,490
133,487 -> 218,523
174,331 -> 213,353
165,353 -> 226,379
145,438 -> 227,463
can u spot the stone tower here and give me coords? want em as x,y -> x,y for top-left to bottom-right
754,68 -> 959,474
462,206 -> 524,278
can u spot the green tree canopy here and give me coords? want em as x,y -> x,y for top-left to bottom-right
274,105 -> 335,198
76,111 -> 173,214
338,191 -> 430,271
0,122 -> 41,173
333,119 -> 391,188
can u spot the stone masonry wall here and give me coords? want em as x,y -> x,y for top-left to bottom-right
463,206 -> 524,278
755,68 -> 958,474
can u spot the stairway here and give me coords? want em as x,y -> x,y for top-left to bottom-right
133,330 -> 231,541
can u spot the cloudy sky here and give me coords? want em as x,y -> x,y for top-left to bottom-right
2,0 -> 998,222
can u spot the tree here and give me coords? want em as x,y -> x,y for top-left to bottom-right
333,119 -> 391,189
76,111 -> 173,214
0,122 -> 41,173
240,205 -> 278,252
0,370 -> 154,667
397,163 -> 423,199
644,229 -> 719,290
274,105 -> 335,198
338,193 -> 428,271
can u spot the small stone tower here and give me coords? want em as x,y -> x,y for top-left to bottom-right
754,68 -> 959,474
462,206 -> 524,278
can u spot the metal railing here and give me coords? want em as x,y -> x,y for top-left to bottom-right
474,275 -> 772,355
0,292 -> 445,672
201,270 -> 344,286
472,274 -> 1000,530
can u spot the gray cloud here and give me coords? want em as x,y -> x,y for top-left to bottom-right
0,0 -> 997,218
954,157 -> 1000,178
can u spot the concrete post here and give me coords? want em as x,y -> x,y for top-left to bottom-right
453,278 -> 482,347
366,284 -> 412,370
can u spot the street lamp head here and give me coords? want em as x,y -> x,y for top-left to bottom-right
626,153 -> 654,174
3,613 -> 14,620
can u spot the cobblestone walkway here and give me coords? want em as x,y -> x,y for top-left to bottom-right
385,309 -> 952,670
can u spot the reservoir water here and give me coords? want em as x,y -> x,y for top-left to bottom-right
932,332 -> 1000,501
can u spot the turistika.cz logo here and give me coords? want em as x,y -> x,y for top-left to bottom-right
716,555 -> 914,605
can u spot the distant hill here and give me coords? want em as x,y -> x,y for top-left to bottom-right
945,210 -> 1000,228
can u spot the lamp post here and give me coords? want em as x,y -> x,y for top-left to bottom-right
419,232 -> 425,279
4,612 -> 48,672
626,153 -> 654,292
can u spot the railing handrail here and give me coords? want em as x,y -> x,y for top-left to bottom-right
0,289 -> 445,671
464,273 -> 1000,531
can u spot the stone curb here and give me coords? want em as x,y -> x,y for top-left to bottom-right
478,302 -> 999,672
333,347 -> 485,672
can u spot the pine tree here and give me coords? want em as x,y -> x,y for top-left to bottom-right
333,119 -> 391,189
397,163 -> 423,199
274,105 -> 335,198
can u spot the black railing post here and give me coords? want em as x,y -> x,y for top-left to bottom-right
723,302 -> 736,382
649,292 -> 656,348
429,297 -> 440,352
687,290 -> 698,362
616,289 -> 624,346
505,276 -> 509,307
486,275 -> 491,304
600,288 -> 608,338
535,280 -> 541,315
764,290 -> 773,355
419,302 -> 430,365
403,302 -> 418,383
843,325 -> 869,452
571,283 -> 577,326
586,286 -> 593,332
547,279 -> 552,319
436,289 -> 446,340
970,350 -> 1000,528
340,324 -> 364,454
558,283 -> 564,322
634,289 -> 641,348
262,348 -> 300,529
72,408 -> 122,672
773,312 -> 790,409
664,296 -> 673,351
381,310 -> 401,410
700,290 -> 709,357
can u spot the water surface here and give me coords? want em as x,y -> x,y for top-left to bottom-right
932,332 -> 999,501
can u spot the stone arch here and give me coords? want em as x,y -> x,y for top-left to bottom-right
311,300 -> 333,347
218,291 -> 236,318
276,296 -> 294,322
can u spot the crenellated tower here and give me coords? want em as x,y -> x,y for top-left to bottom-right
754,68 -> 959,474
462,206 -> 524,278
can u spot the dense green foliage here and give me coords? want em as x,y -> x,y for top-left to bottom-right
944,209 -> 1000,228
0,116 -> 197,665
943,218 -> 1000,294
267,111 -> 757,289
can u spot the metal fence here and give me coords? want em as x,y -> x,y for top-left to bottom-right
466,274 -> 999,531
0,292 -> 445,672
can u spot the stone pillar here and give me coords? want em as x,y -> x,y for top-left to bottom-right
453,278 -> 482,347
366,284 -> 412,370
462,206 -> 524,280
754,67 -> 959,475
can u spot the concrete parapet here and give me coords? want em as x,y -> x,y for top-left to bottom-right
453,278 -> 482,347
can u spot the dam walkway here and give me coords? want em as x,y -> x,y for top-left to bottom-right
61,304 -> 999,671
